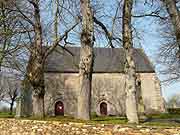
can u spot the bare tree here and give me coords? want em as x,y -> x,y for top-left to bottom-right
0,0 -> 24,71
0,74 -> 7,101
0,73 -> 20,115
77,0 -> 94,120
1,0 -> 170,120
167,94 -> 180,108
22,0 -> 78,118
161,0 -> 180,48
157,0 -> 180,83
0,0 -> 80,118
122,0 -> 139,123
3,78 -> 19,115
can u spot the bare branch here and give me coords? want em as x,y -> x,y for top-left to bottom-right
43,21 -> 79,61
93,16 -> 115,48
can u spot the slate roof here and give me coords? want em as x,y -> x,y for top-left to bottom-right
44,46 -> 155,73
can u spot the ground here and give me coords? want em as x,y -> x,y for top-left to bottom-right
0,113 -> 180,135
0,118 -> 179,135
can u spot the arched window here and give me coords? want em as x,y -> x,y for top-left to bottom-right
100,102 -> 107,116
55,101 -> 64,116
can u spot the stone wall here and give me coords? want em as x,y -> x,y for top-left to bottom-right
44,73 -> 79,117
91,73 -> 126,116
16,86 -> 32,118
140,73 -> 166,113
44,72 -> 165,117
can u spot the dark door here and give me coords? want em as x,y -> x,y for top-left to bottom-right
55,101 -> 64,116
100,102 -> 107,116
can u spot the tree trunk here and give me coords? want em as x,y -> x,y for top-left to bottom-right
161,0 -> 180,39
161,0 -> 180,55
0,3 -> 8,71
77,0 -> 94,120
136,74 -> 146,119
20,75 -> 32,117
27,52 -> 45,119
9,102 -> 14,115
26,54 -> 45,118
122,0 -> 139,124
26,0 -> 45,118
32,89 -> 44,118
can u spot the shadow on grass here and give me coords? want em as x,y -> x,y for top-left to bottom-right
146,113 -> 180,119
0,112 -> 180,127
17,115 -> 127,124
140,113 -> 180,127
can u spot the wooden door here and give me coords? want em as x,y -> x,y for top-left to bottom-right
100,102 -> 107,116
55,101 -> 64,116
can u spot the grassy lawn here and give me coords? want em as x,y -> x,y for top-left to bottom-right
142,121 -> 180,127
0,112 -> 180,127
147,113 -> 180,119
0,112 -> 15,118
22,115 -> 180,127
20,115 -> 127,124
92,116 -> 127,124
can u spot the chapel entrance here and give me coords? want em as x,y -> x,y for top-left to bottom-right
100,102 -> 107,116
55,101 -> 64,116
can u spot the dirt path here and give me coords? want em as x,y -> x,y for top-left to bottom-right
0,119 -> 179,135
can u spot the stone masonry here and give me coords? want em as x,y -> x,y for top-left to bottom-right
16,47 -> 166,117
44,72 -> 165,117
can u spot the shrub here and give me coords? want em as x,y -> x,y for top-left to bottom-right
167,108 -> 180,114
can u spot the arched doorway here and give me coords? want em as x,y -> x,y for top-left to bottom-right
55,101 -> 64,116
100,102 -> 107,116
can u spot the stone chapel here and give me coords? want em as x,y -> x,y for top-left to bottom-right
16,46 -> 165,117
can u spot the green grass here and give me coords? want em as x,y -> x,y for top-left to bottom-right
29,116 -> 87,123
21,115 -> 127,124
147,113 -> 180,119
91,115 -> 127,124
0,112 -> 180,127
0,112 -> 15,118
22,115 -> 180,127
141,113 -> 180,127
142,121 -> 180,127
